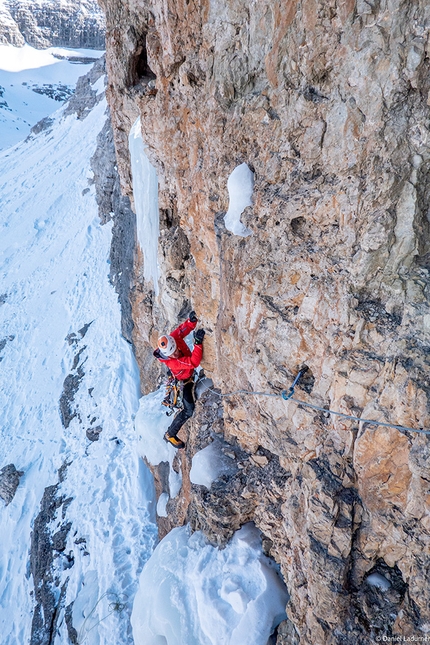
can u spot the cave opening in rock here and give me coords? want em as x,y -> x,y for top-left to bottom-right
127,34 -> 156,88
353,558 -> 411,639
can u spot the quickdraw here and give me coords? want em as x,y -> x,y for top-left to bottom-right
281,366 -> 308,400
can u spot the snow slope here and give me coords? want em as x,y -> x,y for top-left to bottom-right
0,43 -> 103,150
0,84 -> 156,643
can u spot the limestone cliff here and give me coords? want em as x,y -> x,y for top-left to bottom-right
0,0 -> 105,48
100,0 -> 430,642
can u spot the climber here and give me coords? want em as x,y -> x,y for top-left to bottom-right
154,311 -> 205,449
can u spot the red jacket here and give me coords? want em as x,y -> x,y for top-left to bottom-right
154,319 -> 203,381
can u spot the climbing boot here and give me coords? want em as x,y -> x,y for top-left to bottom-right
164,432 -> 185,449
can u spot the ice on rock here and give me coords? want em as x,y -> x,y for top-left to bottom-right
366,573 -> 391,591
134,387 -> 183,497
224,162 -> 254,237
157,492 -> 169,518
129,117 -> 160,294
190,439 -> 236,488
135,387 -> 177,466
131,523 -> 288,645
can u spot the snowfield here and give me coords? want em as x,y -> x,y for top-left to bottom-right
0,84 -> 157,644
0,43 -> 103,150
0,50 -> 288,645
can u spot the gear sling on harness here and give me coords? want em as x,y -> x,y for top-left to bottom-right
162,376 -> 195,416
162,377 -> 183,416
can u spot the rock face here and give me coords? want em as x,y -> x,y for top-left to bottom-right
0,0 -> 105,49
30,476 -> 74,645
0,463 -> 23,505
100,0 -> 430,642
0,2 -> 23,45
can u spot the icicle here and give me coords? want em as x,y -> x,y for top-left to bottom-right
129,117 -> 159,295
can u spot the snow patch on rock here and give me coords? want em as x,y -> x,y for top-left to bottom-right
157,492 -> 169,517
366,573 -> 391,591
190,439 -> 236,488
224,162 -> 254,237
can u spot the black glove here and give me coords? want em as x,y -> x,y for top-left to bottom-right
194,329 -> 205,345
189,310 -> 198,323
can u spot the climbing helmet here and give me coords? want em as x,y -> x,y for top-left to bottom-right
158,335 -> 177,357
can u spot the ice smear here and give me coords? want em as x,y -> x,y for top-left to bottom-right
131,523 -> 288,645
224,162 -> 254,237
157,492 -> 169,517
190,439 -> 236,488
134,387 -> 183,496
129,116 -> 160,295
366,573 -> 391,591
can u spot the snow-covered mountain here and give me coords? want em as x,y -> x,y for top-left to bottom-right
0,43 -> 103,150
0,0 -> 105,49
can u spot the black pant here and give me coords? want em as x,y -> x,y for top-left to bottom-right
166,381 -> 195,438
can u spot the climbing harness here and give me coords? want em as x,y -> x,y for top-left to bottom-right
208,369 -> 430,436
162,377 -> 184,416
162,375 -> 197,416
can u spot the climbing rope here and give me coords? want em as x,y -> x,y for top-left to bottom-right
207,369 -> 430,436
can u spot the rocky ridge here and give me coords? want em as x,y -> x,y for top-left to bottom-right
100,0 -> 430,643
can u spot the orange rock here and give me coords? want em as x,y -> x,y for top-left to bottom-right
354,427 -> 412,513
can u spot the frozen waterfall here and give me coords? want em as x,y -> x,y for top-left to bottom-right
129,117 -> 160,295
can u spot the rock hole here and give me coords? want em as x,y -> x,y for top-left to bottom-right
160,208 -> 175,229
290,216 -> 306,235
298,364 -> 314,394
355,559 -> 410,639
127,33 -> 156,89
187,71 -> 201,86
